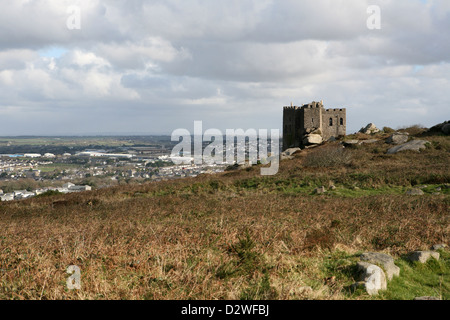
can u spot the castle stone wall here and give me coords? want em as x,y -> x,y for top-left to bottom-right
282,101 -> 346,150
302,105 -> 322,133
321,108 -> 346,141
283,107 -> 298,150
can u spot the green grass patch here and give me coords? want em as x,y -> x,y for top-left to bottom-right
378,250 -> 449,300
37,163 -> 80,173
240,272 -> 278,300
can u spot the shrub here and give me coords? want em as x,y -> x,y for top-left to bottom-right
304,227 -> 336,250
383,126 -> 395,134
397,124 -> 427,136
35,190 -> 61,198
303,145 -> 352,167
240,272 -> 278,300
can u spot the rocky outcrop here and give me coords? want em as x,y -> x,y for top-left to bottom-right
359,123 -> 380,134
359,139 -> 379,144
353,262 -> 387,295
443,123 -> 450,135
431,244 -> 447,250
352,252 -> 401,295
283,148 -> 301,156
281,148 -> 301,160
387,140 -> 428,154
349,247 -> 447,297
303,134 -> 323,145
408,251 -> 440,264
386,132 -> 409,145
427,120 -> 450,135
343,140 -> 359,146
405,188 -> 425,195
313,186 -> 326,194
360,252 -> 400,281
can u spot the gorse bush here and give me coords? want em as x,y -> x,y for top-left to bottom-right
303,145 -> 353,167
398,124 -> 427,136
383,126 -> 395,134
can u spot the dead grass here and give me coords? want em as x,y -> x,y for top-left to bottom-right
0,134 -> 448,300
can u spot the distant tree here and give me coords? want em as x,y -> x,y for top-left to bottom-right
35,190 -> 61,198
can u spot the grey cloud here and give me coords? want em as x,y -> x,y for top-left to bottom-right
0,0 -> 449,135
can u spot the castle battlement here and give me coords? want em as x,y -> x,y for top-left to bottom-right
282,100 -> 346,150
324,108 -> 346,112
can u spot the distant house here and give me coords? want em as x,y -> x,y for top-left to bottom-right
69,185 -> 92,191
25,170 -> 41,179
0,193 -> 14,201
35,189 -> 47,195
16,191 -> 36,199
14,190 -> 27,197
63,182 -> 75,189
61,183 -> 91,192
24,153 -> 41,158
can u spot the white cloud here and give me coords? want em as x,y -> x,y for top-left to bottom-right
0,0 -> 449,135
95,37 -> 192,70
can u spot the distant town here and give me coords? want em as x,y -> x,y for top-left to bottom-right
0,135 -> 277,202
0,136 -> 231,202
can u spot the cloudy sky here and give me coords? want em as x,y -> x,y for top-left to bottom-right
0,0 -> 449,135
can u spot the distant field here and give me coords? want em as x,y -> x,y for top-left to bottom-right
0,135 -> 175,157
36,163 -> 81,173
0,137 -> 137,147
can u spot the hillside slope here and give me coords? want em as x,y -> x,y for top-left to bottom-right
0,131 -> 449,300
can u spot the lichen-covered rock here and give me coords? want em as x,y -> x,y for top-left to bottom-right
303,134 -> 323,145
386,132 -> 409,145
359,139 -> 379,144
354,262 -> 387,295
343,140 -> 359,146
405,188 -> 425,196
281,148 -> 301,160
360,123 -> 380,134
283,148 -> 301,156
387,140 -> 428,154
360,252 -> 400,281
313,186 -> 326,194
408,251 -> 440,263
431,244 -> 447,251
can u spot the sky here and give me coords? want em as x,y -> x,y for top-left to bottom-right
0,0 -> 449,135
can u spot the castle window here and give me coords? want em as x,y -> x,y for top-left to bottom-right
329,118 -> 333,126
312,118 -> 314,124
340,118 -> 344,126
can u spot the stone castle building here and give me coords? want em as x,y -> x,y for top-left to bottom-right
283,100 -> 346,150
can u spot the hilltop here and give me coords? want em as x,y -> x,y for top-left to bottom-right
0,126 -> 449,300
